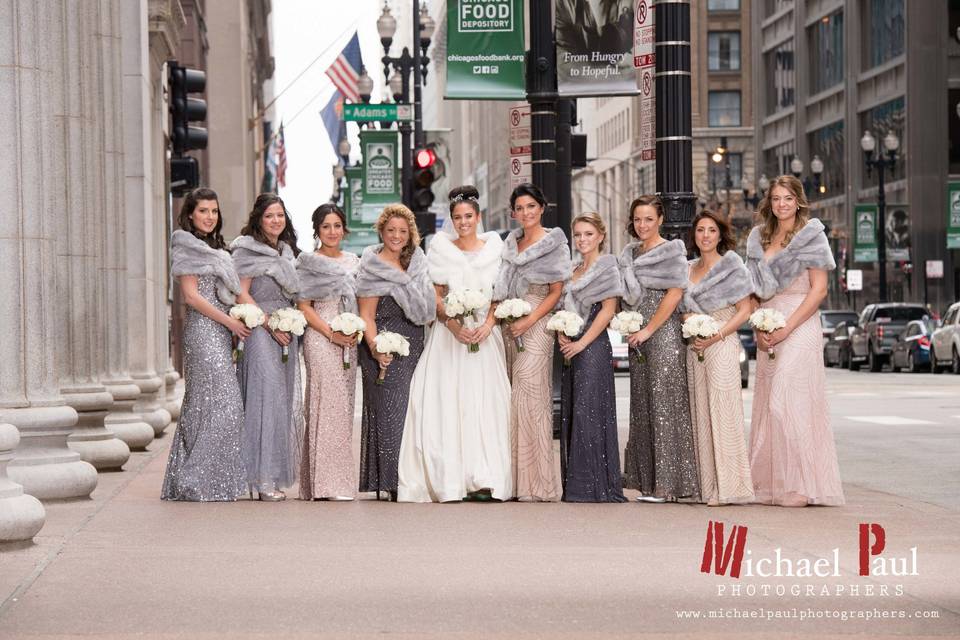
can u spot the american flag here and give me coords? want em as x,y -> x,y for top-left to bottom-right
325,32 -> 363,103
276,122 -> 287,189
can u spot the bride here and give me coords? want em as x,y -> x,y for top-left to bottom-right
397,185 -> 514,502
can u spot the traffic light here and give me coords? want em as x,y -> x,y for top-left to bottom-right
168,61 -> 208,155
412,146 -> 438,240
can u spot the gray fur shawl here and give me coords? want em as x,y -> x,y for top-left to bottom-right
355,245 -> 435,326
618,239 -> 688,307
169,229 -> 241,305
230,235 -> 300,299
562,254 -> 624,319
492,227 -> 573,301
745,218 -> 836,300
681,250 -> 753,314
295,251 -> 359,313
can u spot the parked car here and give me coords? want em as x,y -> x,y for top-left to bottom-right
608,328 -> 630,373
739,341 -> 749,389
737,322 -> 756,359
889,318 -> 935,373
930,301 -> 960,374
849,303 -> 931,372
823,320 -> 856,368
819,310 -> 858,347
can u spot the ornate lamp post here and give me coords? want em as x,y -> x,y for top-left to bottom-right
860,129 -> 900,302
790,154 -> 825,197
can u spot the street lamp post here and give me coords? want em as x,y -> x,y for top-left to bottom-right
860,129 -> 900,302
790,154 -> 825,198
710,137 -> 733,218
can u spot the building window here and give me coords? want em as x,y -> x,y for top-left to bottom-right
860,96 -> 905,186
863,0 -> 904,69
764,40 -> 795,116
762,141 -> 796,180
807,121 -> 845,199
708,32 -> 741,71
809,11 -> 844,94
708,0 -> 740,11
708,152 -> 743,190
708,91 -> 741,126
763,0 -> 791,17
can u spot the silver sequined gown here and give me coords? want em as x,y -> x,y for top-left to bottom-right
358,296 -> 425,494
161,275 -> 247,501
559,302 -> 626,502
623,288 -> 701,500
237,275 -> 304,491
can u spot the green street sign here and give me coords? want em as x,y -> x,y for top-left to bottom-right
342,103 -> 412,122
853,203 -> 878,263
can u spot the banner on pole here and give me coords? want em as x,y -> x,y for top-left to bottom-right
884,203 -> 910,262
445,0 -> 525,100
948,181 -> 960,249
853,204 -> 878,263
555,0 -> 639,96
360,130 -> 400,208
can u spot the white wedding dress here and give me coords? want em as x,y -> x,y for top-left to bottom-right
397,230 -> 514,502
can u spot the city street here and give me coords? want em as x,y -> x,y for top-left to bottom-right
1,365 -> 958,639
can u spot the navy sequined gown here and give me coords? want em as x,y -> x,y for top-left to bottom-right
559,303 -> 627,502
161,275 -> 247,501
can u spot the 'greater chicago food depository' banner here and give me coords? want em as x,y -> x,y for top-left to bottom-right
445,0 -> 525,100
360,130 -> 400,207
555,0 -> 640,96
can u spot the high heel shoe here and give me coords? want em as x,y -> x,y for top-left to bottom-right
258,490 -> 285,502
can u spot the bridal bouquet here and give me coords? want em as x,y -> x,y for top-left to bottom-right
682,314 -> 722,363
373,331 -> 410,385
329,312 -> 366,369
750,308 -> 787,360
546,310 -> 585,365
494,298 -> 533,352
610,310 -> 646,364
268,307 -> 307,363
228,303 -> 265,361
443,288 -> 490,353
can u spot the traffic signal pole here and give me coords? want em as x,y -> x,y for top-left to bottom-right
527,0 -> 558,228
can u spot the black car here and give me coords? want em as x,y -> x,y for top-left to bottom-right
849,303 -> 931,372
823,320 -> 855,368
890,318 -> 935,373
737,322 -> 757,359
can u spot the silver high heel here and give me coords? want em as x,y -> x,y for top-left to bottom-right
259,490 -> 285,502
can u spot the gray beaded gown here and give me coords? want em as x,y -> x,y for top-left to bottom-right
236,275 -> 303,491
623,288 -> 700,500
559,302 -> 627,502
358,296 -> 425,494
161,275 -> 246,501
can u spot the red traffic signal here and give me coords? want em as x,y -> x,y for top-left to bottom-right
415,147 -> 436,169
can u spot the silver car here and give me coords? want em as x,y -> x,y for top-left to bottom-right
930,302 -> 960,374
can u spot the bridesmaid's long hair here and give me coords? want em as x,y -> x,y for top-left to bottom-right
688,208 -> 736,256
375,203 -> 420,270
757,175 -> 810,249
178,187 -> 227,250
241,193 -> 301,257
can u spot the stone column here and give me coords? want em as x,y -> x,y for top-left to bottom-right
0,0 -> 97,500
122,0 -> 172,438
54,0 -> 130,471
94,0 -> 155,451
0,424 -> 45,543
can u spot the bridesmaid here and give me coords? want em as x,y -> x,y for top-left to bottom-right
356,204 -> 435,501
493,183 -> 572,502
557,213 -> 626,503
232,193 -> 303,502
681,209 -> 755,506
162,188 -> 248,501
745,175 -> 844,507
619,195 -> 699,503
296,204 -> 360,501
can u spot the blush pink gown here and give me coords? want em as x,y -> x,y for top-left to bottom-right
749,272 -> 844,506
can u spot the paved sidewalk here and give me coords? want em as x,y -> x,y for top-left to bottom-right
1,426 -> 958,639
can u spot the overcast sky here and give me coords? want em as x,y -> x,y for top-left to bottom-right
271,1 -> 391,251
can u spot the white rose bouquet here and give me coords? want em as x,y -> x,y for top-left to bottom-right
610,310 -> 647,364
443,288 -> 491,353
373,331 -> 410,385
494,298 -> 533,352
268,307 -> 307,362
749,308 -> 787,360
546,310 -> 585,365
681,314 -> 722,362
228,303 -> 265,361
329,312 -> 366,369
